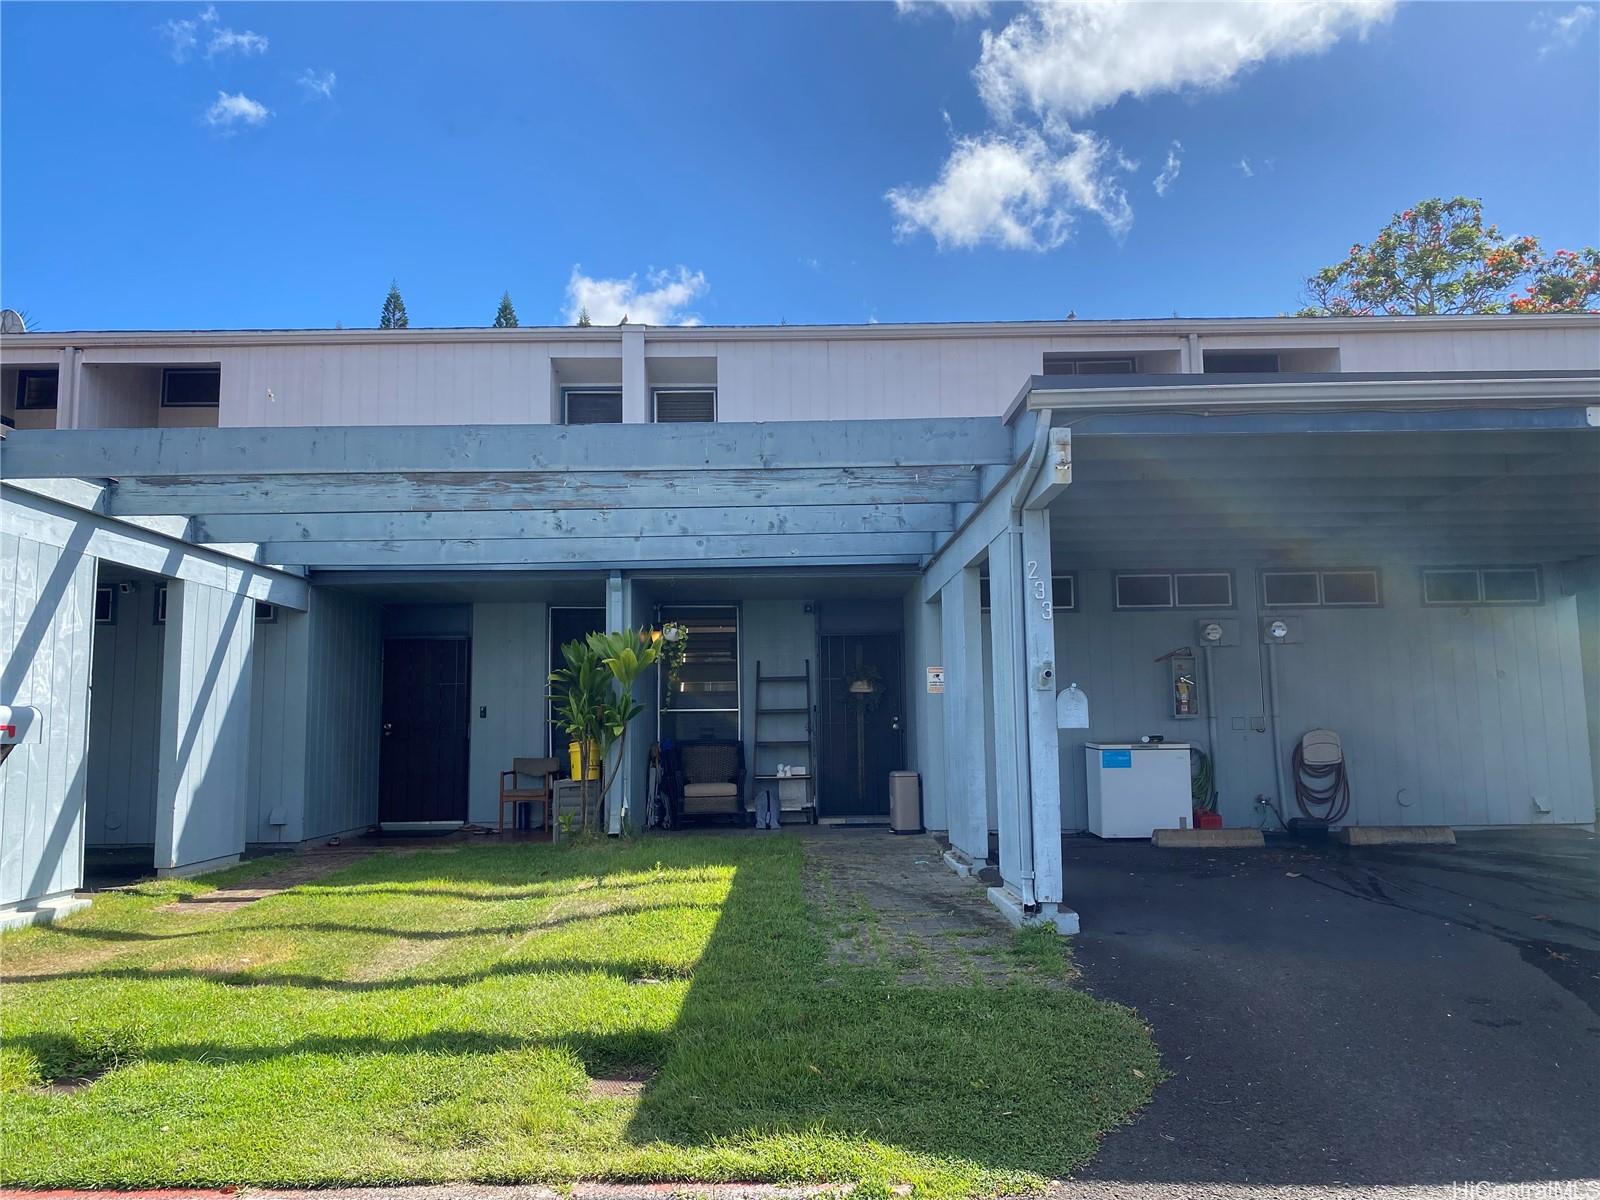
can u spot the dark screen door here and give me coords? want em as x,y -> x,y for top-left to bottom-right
379,638 -> 470,823
818,633 -> 904,817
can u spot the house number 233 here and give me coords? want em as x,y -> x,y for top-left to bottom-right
1026,560 -> 1053,621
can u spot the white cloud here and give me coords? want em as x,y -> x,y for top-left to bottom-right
563,266 -> 708,326
894,0 -> 992,21
974,0 -> 1394,125
887,128 -> 1131,252
204,90 -> 270,129
890,1 -> 1390,252
1534,4 -> 1595,53
298,69 -> 337,99
160,5 -> 268,62
1236,157 -> 1254,178
1153,140 -> 1183,197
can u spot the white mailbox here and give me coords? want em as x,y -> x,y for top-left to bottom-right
0,705 -> 43,763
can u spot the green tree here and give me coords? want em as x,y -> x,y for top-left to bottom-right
549,628 -> 663,829
1299,196 -> 1598,316
493,291 -> 518,328
575,306 -> 592,327
379,280 -> 409,329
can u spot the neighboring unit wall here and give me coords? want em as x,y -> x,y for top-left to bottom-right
85,588 -> 165,847
1051,562 -> 1597,831
0,531 -> 96,910
468,602 -> 549,826
248,590 -> 382,843
740,598 -> 817,789
155,580 -> 255,873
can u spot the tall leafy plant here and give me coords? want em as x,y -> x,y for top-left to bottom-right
549,628 -> 663,825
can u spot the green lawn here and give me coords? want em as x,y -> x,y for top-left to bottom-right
0,835 -> 1158,1196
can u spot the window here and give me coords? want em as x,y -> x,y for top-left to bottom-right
1114,571 -> 1234,610
1423,566 -> 1542,607
153,583 -> 168,624
95,586 -> 116,624
254,601 -> 278,623
16,369 -> 58,409
658,605 -> 740,742
563,389 -> 623,425
1042,354 -> 1136,375
161,367 -> 220,407
980,572 -> 1077,612
1204,351 -> 1280,374
654,388 -> 716,423
1262,569 -> 1381,608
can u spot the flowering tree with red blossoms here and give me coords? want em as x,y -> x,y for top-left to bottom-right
1299,197 -> 1599,316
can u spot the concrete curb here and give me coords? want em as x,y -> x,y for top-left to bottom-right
1151,828 -> 1265,849
1335,825 -> 1456,846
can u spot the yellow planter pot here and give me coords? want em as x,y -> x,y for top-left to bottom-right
568,740 -> 602,780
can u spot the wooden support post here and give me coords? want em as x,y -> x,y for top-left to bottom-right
986,527 -> 1029,896
1021,507 -> 1064,904
939,566 -> 988,863
604,571 -> 633,835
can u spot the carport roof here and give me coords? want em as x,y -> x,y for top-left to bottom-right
1015,371 -> 1600,566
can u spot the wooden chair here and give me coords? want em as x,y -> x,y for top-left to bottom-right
499,757 -> 559,835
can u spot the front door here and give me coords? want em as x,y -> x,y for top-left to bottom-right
379,638 -> 470,823
818,633 -> 904,817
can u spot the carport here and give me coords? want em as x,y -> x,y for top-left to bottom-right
917,368 -> 1597,932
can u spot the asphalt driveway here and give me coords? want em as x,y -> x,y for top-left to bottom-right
1060,827 -> 1600,1196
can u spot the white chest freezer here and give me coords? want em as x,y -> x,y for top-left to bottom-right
1085,743 -> 1192,838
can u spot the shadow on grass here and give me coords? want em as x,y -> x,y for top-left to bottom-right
3,835 -> 1156,1188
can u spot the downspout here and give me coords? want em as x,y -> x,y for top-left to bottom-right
1002,412 -> 1055,910
1265,641 -> 1288,825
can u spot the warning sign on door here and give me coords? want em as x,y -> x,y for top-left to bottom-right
926,666 -> 946,694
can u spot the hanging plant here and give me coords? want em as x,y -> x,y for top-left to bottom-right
659,622 -> 690,705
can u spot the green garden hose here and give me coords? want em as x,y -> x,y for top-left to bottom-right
1190,746 -> 1217,811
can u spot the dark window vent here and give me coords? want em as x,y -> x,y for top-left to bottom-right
16,369 -> 58,410
1203,351 -> 1280,374
162,367 -> 221,407
654,389 -> 716,422
1042,354 -> 1136,375
564,390 -> 623,425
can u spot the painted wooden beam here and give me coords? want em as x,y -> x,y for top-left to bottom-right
1056,406 -> 1600,437
0,418 -> 1014,479
258,531 -> 937,568
986,527 -> 1027,893
1020,507 -> 1063,906
312,556 -> 928,576
192,503 -> 958,545
106,467 -> 982,516
939,567 -> 989,863
1,486 -> 308,610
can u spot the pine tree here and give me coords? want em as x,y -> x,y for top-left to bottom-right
575,306 -> 592,327
493,291 -> 518,328
379,281 -> 409,329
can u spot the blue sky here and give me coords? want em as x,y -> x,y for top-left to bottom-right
2,1 -> 1596,330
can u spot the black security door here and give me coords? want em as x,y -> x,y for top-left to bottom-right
817,633 -> 903,817
379,638 -> 471,823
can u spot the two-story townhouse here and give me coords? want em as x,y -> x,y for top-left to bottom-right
2,314 -> 1597,929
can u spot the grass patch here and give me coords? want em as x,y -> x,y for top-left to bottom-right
0,836 -> 1157,1196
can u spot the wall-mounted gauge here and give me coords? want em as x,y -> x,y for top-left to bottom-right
1201,621 -> 1225,643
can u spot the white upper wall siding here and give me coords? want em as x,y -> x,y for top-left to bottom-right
4,316 -> 1595,429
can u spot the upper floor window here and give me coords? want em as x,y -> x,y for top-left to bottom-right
654,388 -> 716,423
1204,351 -> 1280,374
1043,354 -> 1136,375
981,571 -> 1077,612
1422,566 -> 1541,607
161,367 -> 220,407
1262,569 -> 1382,608
563,388 -> 622,425
1114,570 -> 1234,611
16,368 -> 58,409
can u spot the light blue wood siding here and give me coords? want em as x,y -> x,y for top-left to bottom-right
303,591 -> 383,839
0,532 -> 95,909
247,605 -> 309,843
86,586 -> 164,847
1050,561 -> 1597,832
154,580 -> 255,872
468,602 -> 548,825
